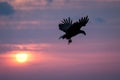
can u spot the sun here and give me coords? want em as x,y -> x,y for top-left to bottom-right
15,53 -> 28,63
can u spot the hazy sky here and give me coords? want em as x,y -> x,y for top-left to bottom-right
0,0 -> 120,80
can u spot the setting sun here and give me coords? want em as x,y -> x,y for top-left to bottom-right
15,53 -> 28,63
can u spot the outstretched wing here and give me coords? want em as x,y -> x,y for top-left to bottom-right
78,16 -> 89,29
68,16 -> 89,32
59,17 -> 72,32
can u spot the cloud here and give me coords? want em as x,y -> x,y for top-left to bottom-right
10,0 -> 53,10
3,0 -> 119,11
7,0 -> 79,10
0,2 -> 15,16
95,17 -> 106,23
0,43 -> 51,54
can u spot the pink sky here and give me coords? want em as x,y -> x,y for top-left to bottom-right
0,0 -> 120,80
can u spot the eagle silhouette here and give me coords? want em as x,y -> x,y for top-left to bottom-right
59,16 -> 89,44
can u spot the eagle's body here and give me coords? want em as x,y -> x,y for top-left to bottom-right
59,16 -> 89,44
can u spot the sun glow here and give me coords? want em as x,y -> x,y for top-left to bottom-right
15,53 -> 28,63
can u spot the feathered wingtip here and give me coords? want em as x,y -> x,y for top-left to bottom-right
59,17 -> 71,27
78,16 -> 89,26
59,17 -> 73,32
60,17 -> 72,24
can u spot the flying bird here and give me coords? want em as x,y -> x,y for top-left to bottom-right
58,16 -> 89,44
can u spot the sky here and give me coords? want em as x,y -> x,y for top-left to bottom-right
0,0 -> 120,80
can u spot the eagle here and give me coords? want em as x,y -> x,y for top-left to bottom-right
58,16 -> 89,44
